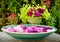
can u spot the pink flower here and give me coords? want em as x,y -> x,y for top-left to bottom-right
27,12 -> 33,16
10,14 -> 16,17
7,28 -> 17,32
34,11 -> 40,17
7,14 -> 16,19
29,7 -> 35,11
43,0 -> 50,7
26,27 -> 38,33
7,14 -> 18,24
37,28 -> 44,32
19,24 -> 27,30
37,8 -> 45,13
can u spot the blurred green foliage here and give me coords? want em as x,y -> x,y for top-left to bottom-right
49,0 -> 60,33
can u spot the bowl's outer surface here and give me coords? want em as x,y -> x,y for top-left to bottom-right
5,32 -> 52,40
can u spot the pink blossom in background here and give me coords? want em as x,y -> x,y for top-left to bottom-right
7,14 -> 18,24
43,0 -> 51,7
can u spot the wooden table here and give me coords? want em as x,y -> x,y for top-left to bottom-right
0,32 -> 60,42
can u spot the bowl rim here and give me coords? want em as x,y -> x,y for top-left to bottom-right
1,24 -> 57,34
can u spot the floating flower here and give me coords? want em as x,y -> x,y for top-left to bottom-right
4,25 -> 53,33
27,26 -> 38,33
6,28 -> 17,32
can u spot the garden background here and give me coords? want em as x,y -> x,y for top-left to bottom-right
0,0 -> 60,34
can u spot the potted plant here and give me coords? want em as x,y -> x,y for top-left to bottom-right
18,4 -> 51,24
